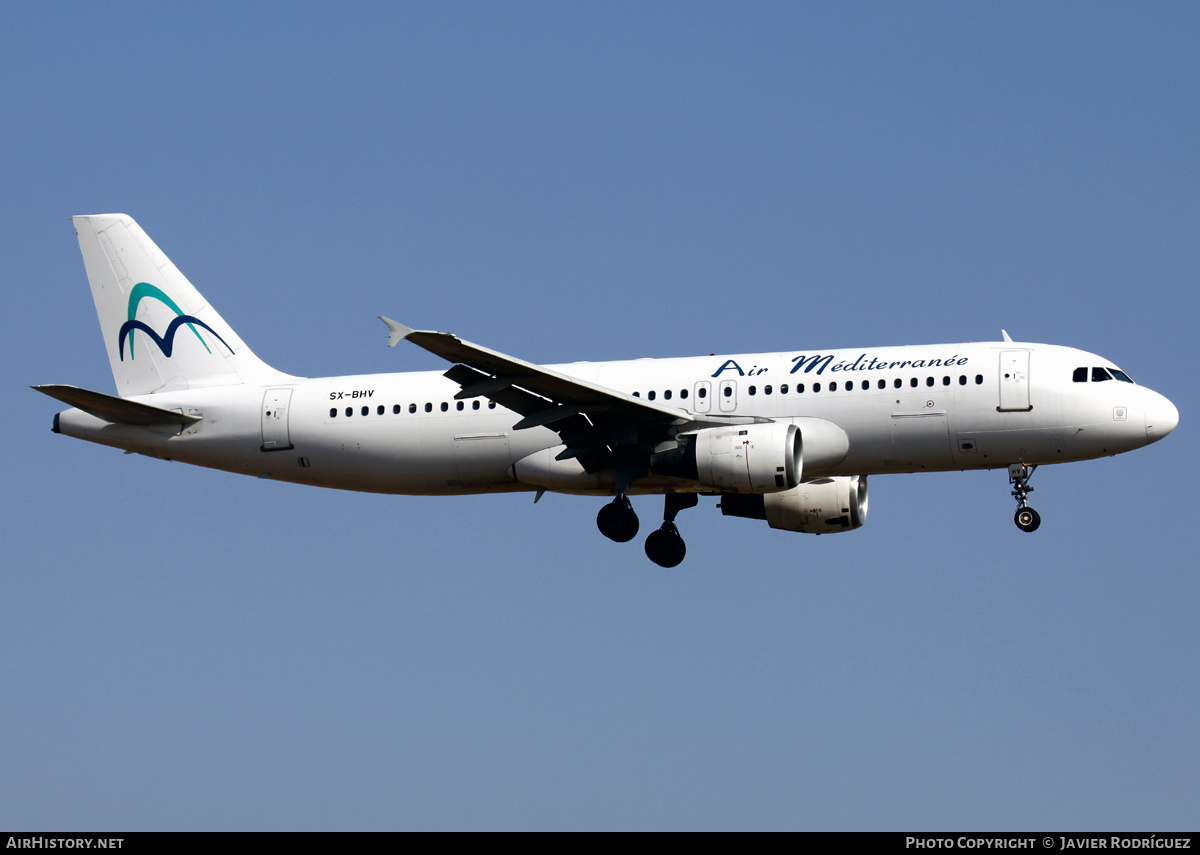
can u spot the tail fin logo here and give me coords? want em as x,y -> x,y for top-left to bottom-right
118,283 -> 233,361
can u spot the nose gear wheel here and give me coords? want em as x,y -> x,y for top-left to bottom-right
1008,464 -> 1040,533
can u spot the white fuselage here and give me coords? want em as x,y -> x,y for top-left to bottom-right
55,340 -> 1177,496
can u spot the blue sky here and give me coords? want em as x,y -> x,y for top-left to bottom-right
3,2 -> 1197,830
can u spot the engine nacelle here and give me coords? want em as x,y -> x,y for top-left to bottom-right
720,475 -> 868,534
691,422 -> 801,494
790,417 -> 850,477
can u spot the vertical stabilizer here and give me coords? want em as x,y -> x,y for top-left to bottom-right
73,214 -> 292,397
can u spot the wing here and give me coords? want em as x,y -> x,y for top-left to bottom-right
380,317 -> 747,478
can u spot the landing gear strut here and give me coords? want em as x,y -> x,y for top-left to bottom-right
1008,464 -> 1041,533
597,495 -> 639,543
644,494 -> 698,568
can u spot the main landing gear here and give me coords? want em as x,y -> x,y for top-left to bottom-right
644,494 -> 697,568
597,493 -> 698,567
596,495 -> 639,542
1009,463 -> 1041,533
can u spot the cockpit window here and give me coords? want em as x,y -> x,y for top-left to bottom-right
1110,369 -> 1134,384
1073,367 -> 1088,382
1091,367 -> 1113,382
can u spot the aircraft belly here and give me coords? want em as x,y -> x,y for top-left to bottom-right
888,412 -> 953,470
828,407 -> 892,474
956,427 -> 1065,465
453,431 -> 516,490
278,398 -> 547,494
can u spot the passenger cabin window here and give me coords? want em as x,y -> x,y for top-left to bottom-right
393,405 -> 401,414
329,408 -> 337,418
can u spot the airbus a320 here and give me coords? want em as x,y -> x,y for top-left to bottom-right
36,215 -> 1179,566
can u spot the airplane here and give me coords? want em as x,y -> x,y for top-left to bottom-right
35,214 -> 1179,567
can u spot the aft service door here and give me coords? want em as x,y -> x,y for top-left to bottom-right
261,388 -> 294,451
998,351 -> 1032,412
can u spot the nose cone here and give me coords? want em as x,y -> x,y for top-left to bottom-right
1145,391 -> 1179,443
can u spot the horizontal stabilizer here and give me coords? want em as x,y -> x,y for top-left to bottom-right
32,385 -> 201,427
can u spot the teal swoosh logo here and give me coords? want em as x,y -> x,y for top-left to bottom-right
119,282 -> 230,360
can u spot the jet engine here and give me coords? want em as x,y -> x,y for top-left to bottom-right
719,475 -> 868,534
690,422 -> 801,494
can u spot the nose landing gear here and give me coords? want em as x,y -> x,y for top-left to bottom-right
1009,464 -> 1041,532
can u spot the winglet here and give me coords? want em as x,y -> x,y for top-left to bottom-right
1002,329 -> 1013,343
379,316 -> 414,348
